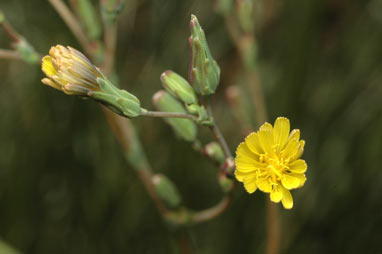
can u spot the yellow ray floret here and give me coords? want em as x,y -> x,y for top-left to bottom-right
235,117 -> 307,209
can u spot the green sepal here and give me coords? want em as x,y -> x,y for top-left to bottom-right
153,90 -> 197,142
92,77 -> 141,118
189,15 -> 221,95
152,174 -> 182,209
185,104 -> 211,125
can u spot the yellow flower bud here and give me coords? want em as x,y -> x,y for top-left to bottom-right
41,45 -> 102,96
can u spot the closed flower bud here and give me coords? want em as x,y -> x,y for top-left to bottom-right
152,91 -> 197,142
41,45 -> 103,95
160,70 -> 198,105
152,174 -> 182,209
42,45 -> 141,118
189,15 -> 221,95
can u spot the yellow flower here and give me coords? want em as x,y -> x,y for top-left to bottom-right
235,117 -> 307,209
41,45 -> 102,95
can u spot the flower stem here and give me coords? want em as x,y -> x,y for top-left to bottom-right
266,200 -> 280,254
140,110 -> 199,122
48,0 -> 90,52
222,10 -> 278,254
0,49 -> 20,60
205,97 -> 232,159
1,20 -> 20,42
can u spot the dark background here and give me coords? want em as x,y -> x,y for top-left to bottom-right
0,0 -> 381,253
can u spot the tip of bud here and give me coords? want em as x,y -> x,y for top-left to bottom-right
152,90 -> 166,105
160,70 -> 172,82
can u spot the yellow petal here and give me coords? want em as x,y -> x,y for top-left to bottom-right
281,174 -> 301,189
288,159 -> 307,173
290,173 -> 307,187
245,132 -> 263,155
235,170 -> 255,182
270,185 -> 283,203
273,117 -> 290,150
258,123 -> 275,155
42,56 -> 57,77
293,140 -> 305,160
287,129 -> 300,142
235,142 -> 264,172
236,142 -> 255,159
280,186 -> 293,209
281,138 -> 299,160
41,78 -> 61,91
256,177 -> 272,193
244,180 -> 257,193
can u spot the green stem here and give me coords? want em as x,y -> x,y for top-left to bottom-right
140,109 -> 199,122
205,97 -> 232,159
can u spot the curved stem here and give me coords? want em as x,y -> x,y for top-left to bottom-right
140,110 -> 199,122
191,195 -> 232,223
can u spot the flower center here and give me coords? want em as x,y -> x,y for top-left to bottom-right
263,154 -> 289,182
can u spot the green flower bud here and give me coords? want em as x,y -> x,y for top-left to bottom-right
152,174 -> 182,209
205,142 -> 225,164
160,70 -> 198,105
152,91 -> 197,142
189,14 -> 221,95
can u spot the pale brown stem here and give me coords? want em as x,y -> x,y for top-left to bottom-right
266,200 -> 280,254
48,0 -> 90,52
0,49 -> 20,60
223,9 -> 278,254
102,23 -> 117,76
1,20 -> 20,42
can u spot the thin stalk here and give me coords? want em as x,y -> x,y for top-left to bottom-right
1,21 -> 20,42
222,10 -> 278,254
102,110 -> 169,216
140,110 -> 199,122
48,0 -> 90,52
205,97 -> 232,159
0,49 -> 20,60
102,23 -> 117,76
191,195 -> 231,223
266,200 -> 280,254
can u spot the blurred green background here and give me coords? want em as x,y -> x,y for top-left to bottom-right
1,0 -> 382,253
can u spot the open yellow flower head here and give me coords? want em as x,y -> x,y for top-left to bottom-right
235,117 -> 307,209
41,45 -> 102,95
